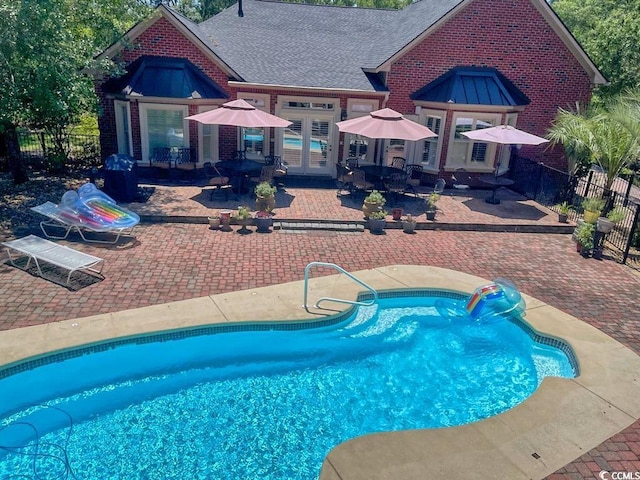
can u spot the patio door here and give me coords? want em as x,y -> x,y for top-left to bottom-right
278,114 -> 333,175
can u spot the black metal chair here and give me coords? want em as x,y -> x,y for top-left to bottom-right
351,169 -> 374,195
150,147 -> 172,178
452,168 -> 471,190
385,172 -> 408,203
203,162 -> 231,200
404,164 -> 423,196
175,147 -> 196,180
390,156 -> 406,170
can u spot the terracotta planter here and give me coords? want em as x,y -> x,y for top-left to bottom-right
392,208 -> 403,221
256,195 -> 276,213
362,201 -> 383,219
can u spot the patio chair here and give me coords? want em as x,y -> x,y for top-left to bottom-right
404,164 -> 423,196
351,169 -> 374,195
249,165 -> 276,187
385,172 -> 408,203
203,162 -> 231,200
433,178 -> 446,195
452,168 -> 471,190
346,157 -> 359,169
265,155 -> 288,190
3,235 -> 104,286
390,157 -> 406,170
31,184 -> 139,244
336,163 -> 354,195
150,147 -> 173,178
174,147 -> 196,179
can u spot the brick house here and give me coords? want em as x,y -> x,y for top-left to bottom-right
95,0 -> 605,181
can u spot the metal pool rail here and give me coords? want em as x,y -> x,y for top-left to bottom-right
303,262 -> 378,311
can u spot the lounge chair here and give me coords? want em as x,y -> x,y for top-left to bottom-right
3,235 -> 104,286
31,183 -> 139,244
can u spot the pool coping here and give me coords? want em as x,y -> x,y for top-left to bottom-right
1,265 -> 639,480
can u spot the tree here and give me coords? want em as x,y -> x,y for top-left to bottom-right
550,0 -> 640,100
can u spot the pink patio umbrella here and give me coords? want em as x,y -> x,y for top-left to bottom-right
185,99 -> 292,128
336,108 -> 437,165
336,108 -> 437,142
460,124 -> 549,146
461,124 -> 549,176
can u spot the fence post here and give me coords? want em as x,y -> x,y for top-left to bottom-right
583,170 -> 594,199
623,172 -> 634,207
622,202 -> 640,264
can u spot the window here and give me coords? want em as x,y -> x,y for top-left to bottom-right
197,106 -> 219,163
447,113 -> 500,169
237,93 -> 271,158
419,110 -> 446,170
114,100 -> 132,156
140,104 -> 189,162
343,99 -> 379,164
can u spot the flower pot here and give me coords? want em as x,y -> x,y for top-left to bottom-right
425,209 -> 436,221
558,213 -> 568,223
236,218 -> 252,234
220,210 -> 232,231
208,217 -> 220,230
596,217 -> 615,234
254,213 -> 273,233
583,209 -> 599,224
392,208 -> 403,221
362,201 -> 382,219
256,195 -> 275,213
402,220 -> 417,234
368,217 -> 386,234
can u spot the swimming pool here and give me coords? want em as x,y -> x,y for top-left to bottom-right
0,290 -> 575,479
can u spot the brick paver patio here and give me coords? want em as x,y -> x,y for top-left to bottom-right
1,181 -> 639,479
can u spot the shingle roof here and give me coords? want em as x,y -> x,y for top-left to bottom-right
194,0 -> 464,91
410,66 -> 531,106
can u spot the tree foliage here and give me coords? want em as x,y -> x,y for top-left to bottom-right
550,0 -> 640,100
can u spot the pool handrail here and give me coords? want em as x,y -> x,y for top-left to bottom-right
303,262 -> 378,311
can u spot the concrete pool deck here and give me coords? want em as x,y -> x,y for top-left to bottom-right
2,265 -> 639,480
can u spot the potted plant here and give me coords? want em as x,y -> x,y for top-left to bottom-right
596,207 -> 625,234
392,207 -> 403,221
581,197 -> 605,224
234,206 -> 252,234
255,181 -> 277,212
362,190 -> 386,218
425,193 -> 439,220
367,209 -> 387,234
576,222 -> 595,257
402,214 -> 417,234
254,210 -> 273,233
554,201 -> 571,223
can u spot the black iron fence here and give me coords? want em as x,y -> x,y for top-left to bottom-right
510,156 -> 640,263
2,131 -> 102,171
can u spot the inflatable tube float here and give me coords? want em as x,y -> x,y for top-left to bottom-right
465,278 -> 525,321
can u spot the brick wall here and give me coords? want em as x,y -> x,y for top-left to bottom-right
386,0 -> 594,170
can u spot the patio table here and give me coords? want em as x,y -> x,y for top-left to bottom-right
216,159 -> 264,193
359,165 -> 404,190
479,175 -> 515,204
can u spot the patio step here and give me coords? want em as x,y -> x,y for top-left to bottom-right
274,220 -> 365,232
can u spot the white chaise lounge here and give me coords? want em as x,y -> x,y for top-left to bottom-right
3,235 -> 104,286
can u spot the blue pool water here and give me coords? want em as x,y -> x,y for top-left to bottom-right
0,293 -> 575,479
283,136 -> 325,152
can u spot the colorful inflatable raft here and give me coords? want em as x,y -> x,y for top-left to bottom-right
465,278 -> 525,320
58,183 -> 140,231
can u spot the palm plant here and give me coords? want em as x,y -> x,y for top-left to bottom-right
546,91 -> 640,192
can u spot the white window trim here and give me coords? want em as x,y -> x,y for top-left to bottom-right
342,99 -> 379,164
237,93 -> 271,158
445,112 -> 502,172
114,100 -> 133,156
139,103 -> 189,164
197,105 -> 219,164
417,109 -> 446,173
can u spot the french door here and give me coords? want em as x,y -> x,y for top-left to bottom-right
278,114 -> 334,175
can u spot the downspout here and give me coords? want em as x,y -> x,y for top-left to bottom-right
238,0 -> 244,17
